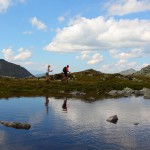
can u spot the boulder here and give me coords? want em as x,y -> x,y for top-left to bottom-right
139,88 -> 148,95
106,115 -> 118,124
70,91 -> 86,96
133,122 -> 139,125
0,121 -> 31,130
122,87 -> 134,96
117,90 -> 124,95
108,90 -> 118,96
143,89 -> 150,99
134,90 -> 141,95
132,78 -> 142,82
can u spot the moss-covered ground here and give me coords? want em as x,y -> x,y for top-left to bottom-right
0,71 -> 150,99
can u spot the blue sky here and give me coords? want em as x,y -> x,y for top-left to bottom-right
0,0 -> 150,75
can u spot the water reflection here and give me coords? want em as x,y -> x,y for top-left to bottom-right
0,96 -> 150,150
62,97 -> 67,112
45,96 -> 49,113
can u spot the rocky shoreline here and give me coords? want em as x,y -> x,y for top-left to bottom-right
107,87 -> 150,99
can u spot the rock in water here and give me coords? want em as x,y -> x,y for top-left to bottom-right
106,115 -> 118,124
133,122 -> 139,125
0,121 -> 31,130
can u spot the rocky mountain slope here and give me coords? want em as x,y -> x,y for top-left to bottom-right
0,59 -> 33,78
134,65 -> 150,77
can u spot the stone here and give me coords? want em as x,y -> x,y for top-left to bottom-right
139,88 -> 149,95
106,115 -> 118,124
122,87 -> 134,96
143,89 -> 150,99
133,122 -> 139,125
0,121 -> 31,130
70,91 -> 86,96
108,90 -> 118,96
117,90 -> 124,95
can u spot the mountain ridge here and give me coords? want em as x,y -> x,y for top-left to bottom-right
119,68 -> 137,75
0,59 -> 33,78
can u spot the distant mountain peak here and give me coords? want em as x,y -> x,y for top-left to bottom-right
119,68 -> 137,75
77,68 -> 103,74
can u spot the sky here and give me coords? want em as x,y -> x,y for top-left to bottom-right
0,0 -> 150,75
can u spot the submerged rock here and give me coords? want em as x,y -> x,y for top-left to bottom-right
133,122 -> 139,125
0,121 -> 31,130
106,115 -> 118,124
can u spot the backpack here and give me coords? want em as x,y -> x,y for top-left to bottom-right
63,67 -> 66,72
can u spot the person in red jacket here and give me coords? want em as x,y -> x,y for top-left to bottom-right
61,65 -> 70,82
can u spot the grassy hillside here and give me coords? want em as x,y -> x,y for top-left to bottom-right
0,70 -> 150,99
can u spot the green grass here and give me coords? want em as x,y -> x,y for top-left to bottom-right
0,73 -> 150,99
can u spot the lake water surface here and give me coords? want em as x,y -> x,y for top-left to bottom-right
0,96 -> 150,150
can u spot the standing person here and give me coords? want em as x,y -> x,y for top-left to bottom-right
61,65 -> 70,82
45,65 -> 52,82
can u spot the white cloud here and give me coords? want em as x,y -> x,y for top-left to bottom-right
0,0 -> 12,13
0,0 -> 27,13
101,59 -> 137,73
58,16 -> 65,22
100,60 -> 150,73
87,53 -> 104,65
2,48 -> 13,60
57,11 -> 70,23
2,47 -> 32,61
31,17 -> 47,31
14,48 -> 31,61
24,61 -> 33,65
22,31 -> 33,35
106,0 -> 150,16
109,48 -> 144,59
76,51 -> 104,65
44,16 -> 150,55
76,51 -> 90,60
19,0 -> 26,3
142,63 -> 149,68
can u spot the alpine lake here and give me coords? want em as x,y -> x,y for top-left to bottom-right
0,95 -> 150,150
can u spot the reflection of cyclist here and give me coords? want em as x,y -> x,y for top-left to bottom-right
61,65 -> 70,82
62,97 -> 67,112
45,96 -> 49,113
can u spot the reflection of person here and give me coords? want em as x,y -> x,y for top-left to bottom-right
45,65 -> 52,82
45,96 -> 49,113
62,97 -> 67,112
61,65 -> 70,82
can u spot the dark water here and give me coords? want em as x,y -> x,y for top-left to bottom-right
0,96 -> 150,150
